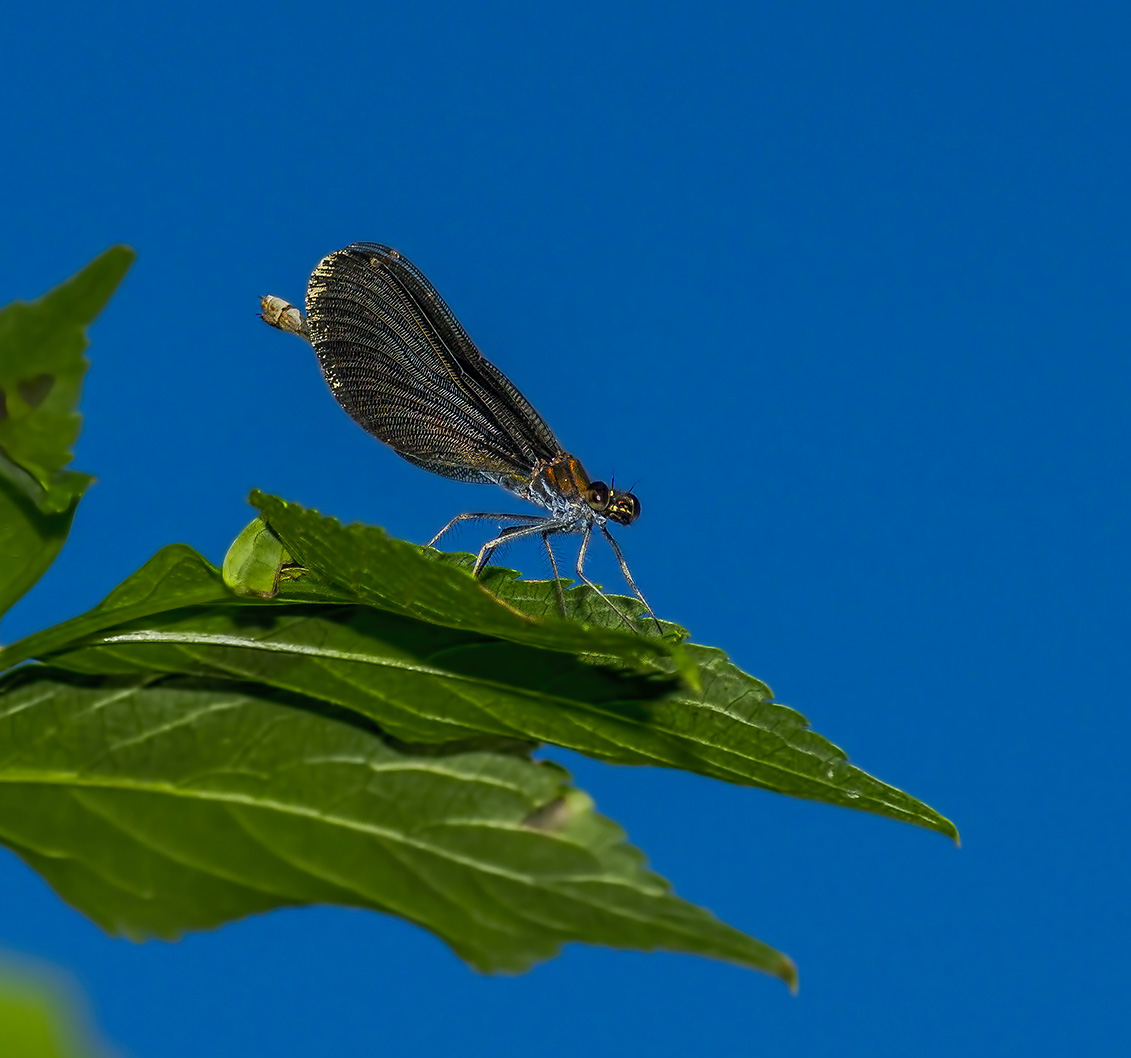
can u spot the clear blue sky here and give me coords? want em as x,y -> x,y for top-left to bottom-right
2,2 -> 1128,1054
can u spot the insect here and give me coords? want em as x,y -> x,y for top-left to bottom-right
261,243 -> 656,630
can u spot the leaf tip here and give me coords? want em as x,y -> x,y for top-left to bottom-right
105,243 -> 137,269
779,955 -> 799,994
934,813 -> 961,846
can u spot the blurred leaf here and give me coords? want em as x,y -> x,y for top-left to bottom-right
0,668 -> 797,985
0,247 -> 134,620
0,960 -> 111,1058
1,535 -> 957,839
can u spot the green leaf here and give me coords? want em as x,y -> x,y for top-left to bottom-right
222,517 -> 297,598
0,667 -> 797,985
0,246 -> 135,620
2,537 -> 957,839
23,603 -> 677,744
0,246 -> 134,506
219,517 -> 340,602
0,477 -> 78,633
250,491 -> 691,673
445,552 -> 959,838
0,961 -> 111,1058
0,544 -> 233,672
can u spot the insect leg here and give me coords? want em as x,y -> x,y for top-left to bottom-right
599,524 -> 662,634
573,524 -> 638,630
472,520 -> 563,576
541,531 -> 568,615
427,512 -> 545,550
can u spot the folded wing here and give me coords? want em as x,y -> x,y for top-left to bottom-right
305,243 -> 562,488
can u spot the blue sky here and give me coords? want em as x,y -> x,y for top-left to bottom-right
2,2 -> 1128,1054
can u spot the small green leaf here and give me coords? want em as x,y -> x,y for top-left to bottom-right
0,668 -> 796,985
222,517 -> 302,598
0,247 -> 134,621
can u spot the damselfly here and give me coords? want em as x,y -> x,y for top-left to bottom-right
261,243 -> 656,630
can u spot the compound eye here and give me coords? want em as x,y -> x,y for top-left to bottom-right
586,481 -> 611,511
608,492 -> 641,525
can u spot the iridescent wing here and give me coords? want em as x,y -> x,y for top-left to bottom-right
305,243 -> 562,487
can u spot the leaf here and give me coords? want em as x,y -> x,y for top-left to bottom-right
0,667 -> 797,986
2,539 -> 957,839
0,247 -> 134,620
22,603 -> 677,745
250,491 -> 692,674
0,544 -> 232,671
222,517 -> 297,598
0,961 -> 111,1058
0,246 -> 134,507
0,476 -> 78,633
445,551 -> 960,839
219,517 -> 340,602
0,538 -> 347,674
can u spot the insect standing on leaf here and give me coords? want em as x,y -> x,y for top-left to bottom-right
260,243 -> 657,632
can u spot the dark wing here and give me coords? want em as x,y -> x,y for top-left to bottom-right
305,243 -> 562,487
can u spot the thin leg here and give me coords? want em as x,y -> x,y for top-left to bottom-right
600,525 -> 662,634
472,520 -> 566,576
427,511 -> 545,550
573,524 -> 638,630
541,531 -> 568,615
